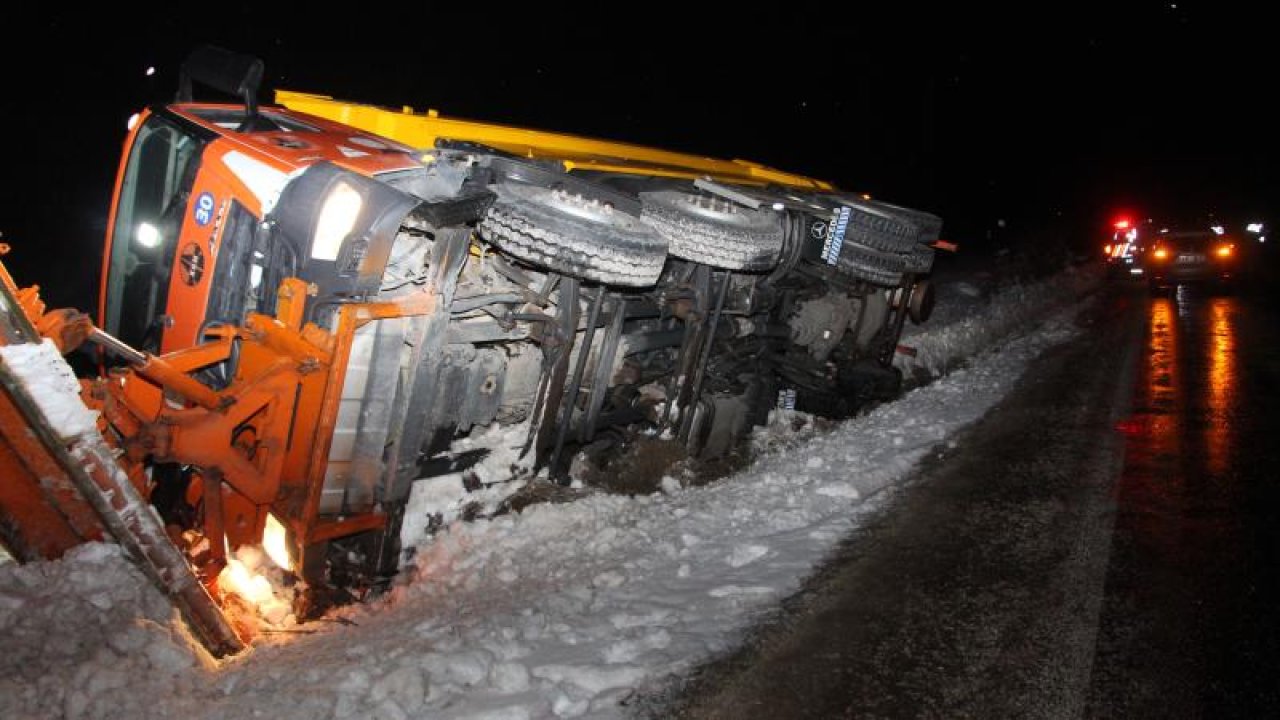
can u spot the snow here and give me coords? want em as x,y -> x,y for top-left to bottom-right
399,419 -> 535,550
0,338 -> 99,439
0,544 -> 198,720
0,264 -> 1099,719
896,264 -> 1101,378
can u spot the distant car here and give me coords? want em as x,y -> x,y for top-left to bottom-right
1141,230 -> 1239,292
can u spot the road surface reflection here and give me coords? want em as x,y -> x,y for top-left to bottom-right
1094,286 -> 1280,715
1132,291 -> 1239,499
1204,297 -> 1236,476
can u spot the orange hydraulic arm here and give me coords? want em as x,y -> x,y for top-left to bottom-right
87,278 -> 438,573
2,247 -> 439,655
0,247 -> 243,657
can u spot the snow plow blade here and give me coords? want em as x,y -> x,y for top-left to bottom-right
0,263 -> 244,658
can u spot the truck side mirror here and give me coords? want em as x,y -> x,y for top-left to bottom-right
177,45 -> 264,129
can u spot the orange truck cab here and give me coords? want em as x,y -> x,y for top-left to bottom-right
91,48 -> 523,605
100,64 -> 432,355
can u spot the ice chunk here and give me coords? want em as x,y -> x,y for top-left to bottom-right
709,585 -> 776,598
488,661 -> 530,692
726,544 -> 769,568
591,571 -> 625,589
369,666 -> 427,714
816,483 -> 861,499
531,664 -> 647,694
602,629 -> 672,664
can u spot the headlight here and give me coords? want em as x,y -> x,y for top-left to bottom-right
262,512 -> 293,571
310,182 -> 364,261
135,221 -> 162,249
271,161 -> 421,319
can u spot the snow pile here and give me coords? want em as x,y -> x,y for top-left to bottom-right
400,419 -> 535,551
0,338 -> 99,438
0,544 -> 201,720
897,263 -> 1101,378
0,268 -> 1095,719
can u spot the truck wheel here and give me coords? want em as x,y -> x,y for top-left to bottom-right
480,183 -> 667,287
907,278 -> 935,324
869,199 -> 943,244
818,202 -> 917,255
901,242 -> 936,274
640,191 -> 784,271
833,195 -> 944,246
836,243 -> 906,287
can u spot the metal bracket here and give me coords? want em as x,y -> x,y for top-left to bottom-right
693,178 -> 763,210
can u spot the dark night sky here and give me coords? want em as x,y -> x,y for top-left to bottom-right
2,4 -> 1274,311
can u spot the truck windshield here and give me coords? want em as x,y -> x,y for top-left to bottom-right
103,114 -> 204,351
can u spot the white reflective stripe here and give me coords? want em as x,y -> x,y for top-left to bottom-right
347,136 -> 388,150
221,151 -> 291,215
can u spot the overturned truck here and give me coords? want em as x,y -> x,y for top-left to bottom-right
0,47 -> 942,654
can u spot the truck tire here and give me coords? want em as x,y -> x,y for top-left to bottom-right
893,205 -> 943,244
825,202 -> 918,254
640,191 -> 784,271
901,242 -> 936,274
862,198 -> 943,244
831,195 -> 943,248
480,182 -> 667,287
836,242 -> 906,287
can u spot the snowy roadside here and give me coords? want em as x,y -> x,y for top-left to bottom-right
0,264 -> 1101,720
897,261 -> 1101,378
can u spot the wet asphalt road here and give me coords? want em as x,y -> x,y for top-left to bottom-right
1086,287 -> 1280,717
655,284 -> 1280,719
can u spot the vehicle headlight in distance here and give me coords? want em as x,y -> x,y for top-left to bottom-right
311,182 -> 363,261
1215,244 -> 1234,258
1153,247 -> 1169,260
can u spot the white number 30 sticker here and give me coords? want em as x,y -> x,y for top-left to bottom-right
193,191 -> 215,227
